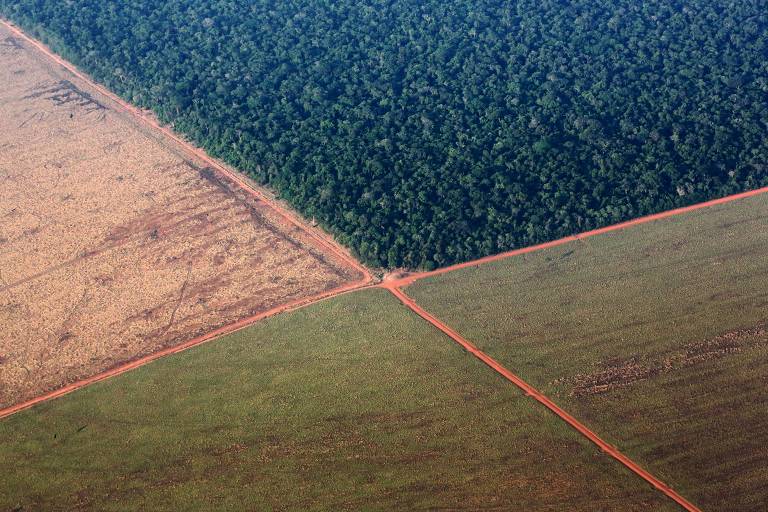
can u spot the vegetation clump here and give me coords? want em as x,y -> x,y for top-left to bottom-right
3,0 -> 766,268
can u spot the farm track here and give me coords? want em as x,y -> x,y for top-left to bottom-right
0,18 -> 373,418
0,19 -> 371,285
383,283 -> 703,512
2,15 -> 768,511
0,281 -> 371,420
378,186 -> 768,511
383,184 -> 768,289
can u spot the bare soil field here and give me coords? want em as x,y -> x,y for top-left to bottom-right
0,26 -> 363,409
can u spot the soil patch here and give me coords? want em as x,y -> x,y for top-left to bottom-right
568,322 -> 768,397
0,24 -> 362,409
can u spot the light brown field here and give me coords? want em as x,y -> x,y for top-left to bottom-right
0,26 -> 362,409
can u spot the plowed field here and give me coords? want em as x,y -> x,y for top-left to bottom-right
0,26 -> 362,409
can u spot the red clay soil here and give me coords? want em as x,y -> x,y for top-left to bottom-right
0,19 -> 370,284
378,187 -> 768,512
383,283 -> 703,512
0,19 -> 373,417
1,12 -> 766,421
0,282 -> 369,420
1,21 -> 767,512
384,185 -> 768,288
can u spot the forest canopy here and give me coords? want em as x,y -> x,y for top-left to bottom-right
2,0 -> 767,269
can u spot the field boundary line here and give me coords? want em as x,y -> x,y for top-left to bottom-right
386,185 -> 768,287
0,281 -> 375,420
0,18 -> 371,283
384,283 -> 702,512
0,18 -> 375,419
1,15 -> 766,443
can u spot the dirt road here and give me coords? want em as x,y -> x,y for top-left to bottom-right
2,18 -> 768,511
384,185 -> 768,289
0,19 -> 370,283
383,282 -> 703,512
0,19 -> 372,412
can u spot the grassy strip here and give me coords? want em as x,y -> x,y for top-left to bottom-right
0,289 -> 672,511
408,192 -> 768,511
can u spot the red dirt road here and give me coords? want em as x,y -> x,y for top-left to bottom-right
0,18 -> 373,418
380,187 -> 768,512
384,283 -> 702,512
0,18 -> 370,285
385,185 -> 768,288
0,280 -> 371,420
0,17 -> 766,510
379,187 -> 768,512
1,14 -> 766,424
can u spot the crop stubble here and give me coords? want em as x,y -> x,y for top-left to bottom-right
0,26 -> 361,408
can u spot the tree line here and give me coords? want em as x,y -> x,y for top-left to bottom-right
3,0 -> 767,269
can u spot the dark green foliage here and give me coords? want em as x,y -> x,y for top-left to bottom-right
3,0 -> 767,268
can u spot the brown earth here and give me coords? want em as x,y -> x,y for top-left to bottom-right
0,25 -> 363,409
567,322 -> 768,397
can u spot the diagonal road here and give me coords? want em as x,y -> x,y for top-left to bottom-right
383,282 -> 703,512
1,17 -> 767,510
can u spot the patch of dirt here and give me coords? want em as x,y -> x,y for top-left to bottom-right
0,35 -> 23,51
567,322 -> 768,397
0,23 -> 362,409
23,79 -> 106,118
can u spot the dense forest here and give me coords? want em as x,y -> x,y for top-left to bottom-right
2,0 -> 767,269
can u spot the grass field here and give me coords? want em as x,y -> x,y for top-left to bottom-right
0,289 -> 677,511
0,25 -> 360,409
408,192 -> 768,511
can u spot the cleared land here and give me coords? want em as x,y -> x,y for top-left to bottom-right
0,26 -> 361,409
0,289 -> 677,511
408,192 -> 768,511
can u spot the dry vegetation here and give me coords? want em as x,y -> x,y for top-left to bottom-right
566,322 -> 767,397
0,26 -> 361,409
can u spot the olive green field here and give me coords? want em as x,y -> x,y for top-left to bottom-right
408,192 -> 768,512
0,289 -> 673,512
